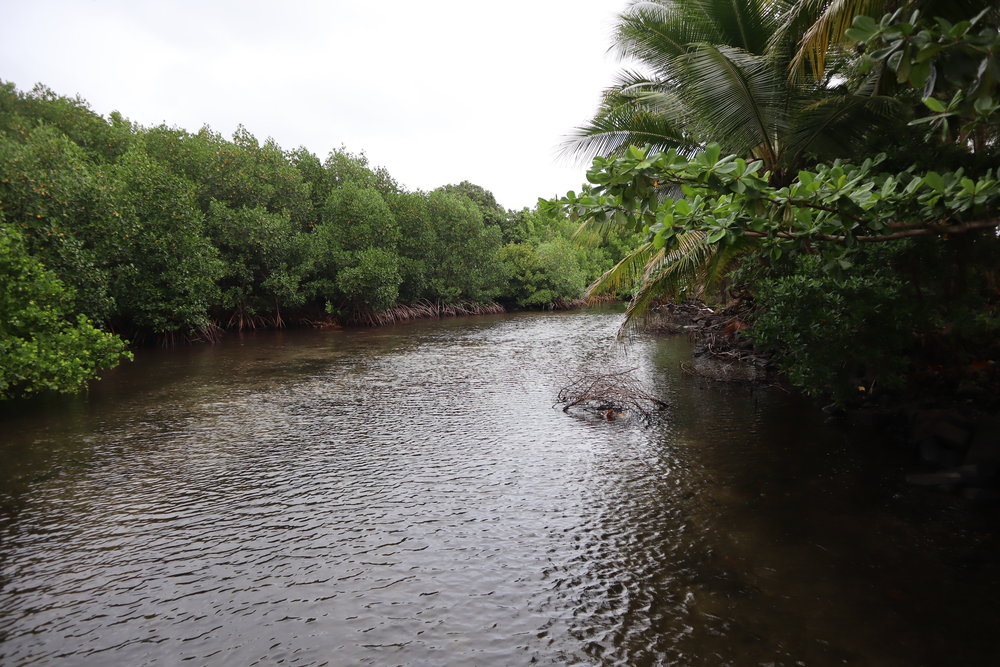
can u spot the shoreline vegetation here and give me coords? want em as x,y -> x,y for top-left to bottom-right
534,0 -> 999,500
0,81 -> 638,399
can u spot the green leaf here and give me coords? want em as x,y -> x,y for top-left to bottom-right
909,60 -> 931,88
703,144 -> 721,166
846,15 -> 879,42
887,51 -> 903,73
923,171 -> 945,192
714,160 -> 738,175
914,43 -> 942,63
706,228 -> 726,243
922,97 -> 946,112
974,96 -> 995,115
922,64 -> 938,98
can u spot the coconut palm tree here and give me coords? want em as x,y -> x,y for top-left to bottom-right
568,0 -> 897,180
565,0 -> 900,329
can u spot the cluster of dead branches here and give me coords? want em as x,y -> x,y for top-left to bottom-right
555,368 -> 668,424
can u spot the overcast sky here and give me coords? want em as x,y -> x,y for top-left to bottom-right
2,0 -> 628,210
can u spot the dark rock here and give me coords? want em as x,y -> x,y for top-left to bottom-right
918,438 -> 963,467
912,411 -> 972,449
961,487 -> 1000,502
956,462 -> 999,483
965,418 -> 1000,465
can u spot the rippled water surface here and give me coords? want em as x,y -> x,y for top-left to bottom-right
2,310 -> 998,665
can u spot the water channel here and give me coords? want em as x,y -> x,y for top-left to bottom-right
1,309 -> 997,665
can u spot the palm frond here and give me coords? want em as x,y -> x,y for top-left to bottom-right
614,231 -> 758,339
766,0 -> 827,67
700,233 -> 756,292
616,246 -> 706,339
786,0 -> 883,80
705,0 -> 786,54
616,231 -> 713,337
562,80 -> 694,161
614,1 -> 708,74
681,44 -> 789,165
785,90 -> 904,162
586,241 -> 661,298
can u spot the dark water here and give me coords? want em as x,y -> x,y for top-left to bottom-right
1,310 -> 997,666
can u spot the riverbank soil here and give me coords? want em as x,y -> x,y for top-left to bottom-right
645,300 -> 778,384
648,299 -> 1000,503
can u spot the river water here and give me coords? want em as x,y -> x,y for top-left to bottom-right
1,309 -> 997,666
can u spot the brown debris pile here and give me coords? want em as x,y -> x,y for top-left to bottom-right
555,368 -> 669,424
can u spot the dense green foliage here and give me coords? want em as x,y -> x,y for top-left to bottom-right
553,0 -> 1000,404
0,217 -> 130,398
0,81 -> 633,399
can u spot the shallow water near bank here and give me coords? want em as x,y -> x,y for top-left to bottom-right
1,309 -> 997,665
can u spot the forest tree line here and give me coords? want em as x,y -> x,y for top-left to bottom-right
0,81 -> 637,399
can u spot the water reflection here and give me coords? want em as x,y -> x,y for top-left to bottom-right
0,310 -> 997,665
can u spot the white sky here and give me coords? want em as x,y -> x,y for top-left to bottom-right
1,0 -> 628,210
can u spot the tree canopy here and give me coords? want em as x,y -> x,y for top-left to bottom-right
0,80 -> 632,399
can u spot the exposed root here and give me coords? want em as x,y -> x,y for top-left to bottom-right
646,299 -> 779,385
300,316 -> 341,328
555,368 -> 669,424
227,307 -> 267,331
345,300 -> 506,326
188,322 -> 224,344
544,297 -> 588,311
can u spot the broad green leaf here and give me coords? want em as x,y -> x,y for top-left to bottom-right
974,96 -> 995,115
923,171 -> 945,192
922,97 -> 946,112
846,15 -> 879,42
909,61 -> 930,88
703,144 -> 721,166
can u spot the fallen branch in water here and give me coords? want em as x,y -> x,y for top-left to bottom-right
555,368 -> 668,424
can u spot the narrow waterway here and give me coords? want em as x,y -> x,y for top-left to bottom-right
1,309 -> 997,665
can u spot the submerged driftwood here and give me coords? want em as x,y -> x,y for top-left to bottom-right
556,368 -> 668,424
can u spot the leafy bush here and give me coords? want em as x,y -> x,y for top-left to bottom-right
747,247 -> 916,403
498,239 -> 586,307
0,220 -> 130,398
206,202 -> 308,323
102,149 -> 223,334
423,191 -> 505,303
334,247 -> 402,312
